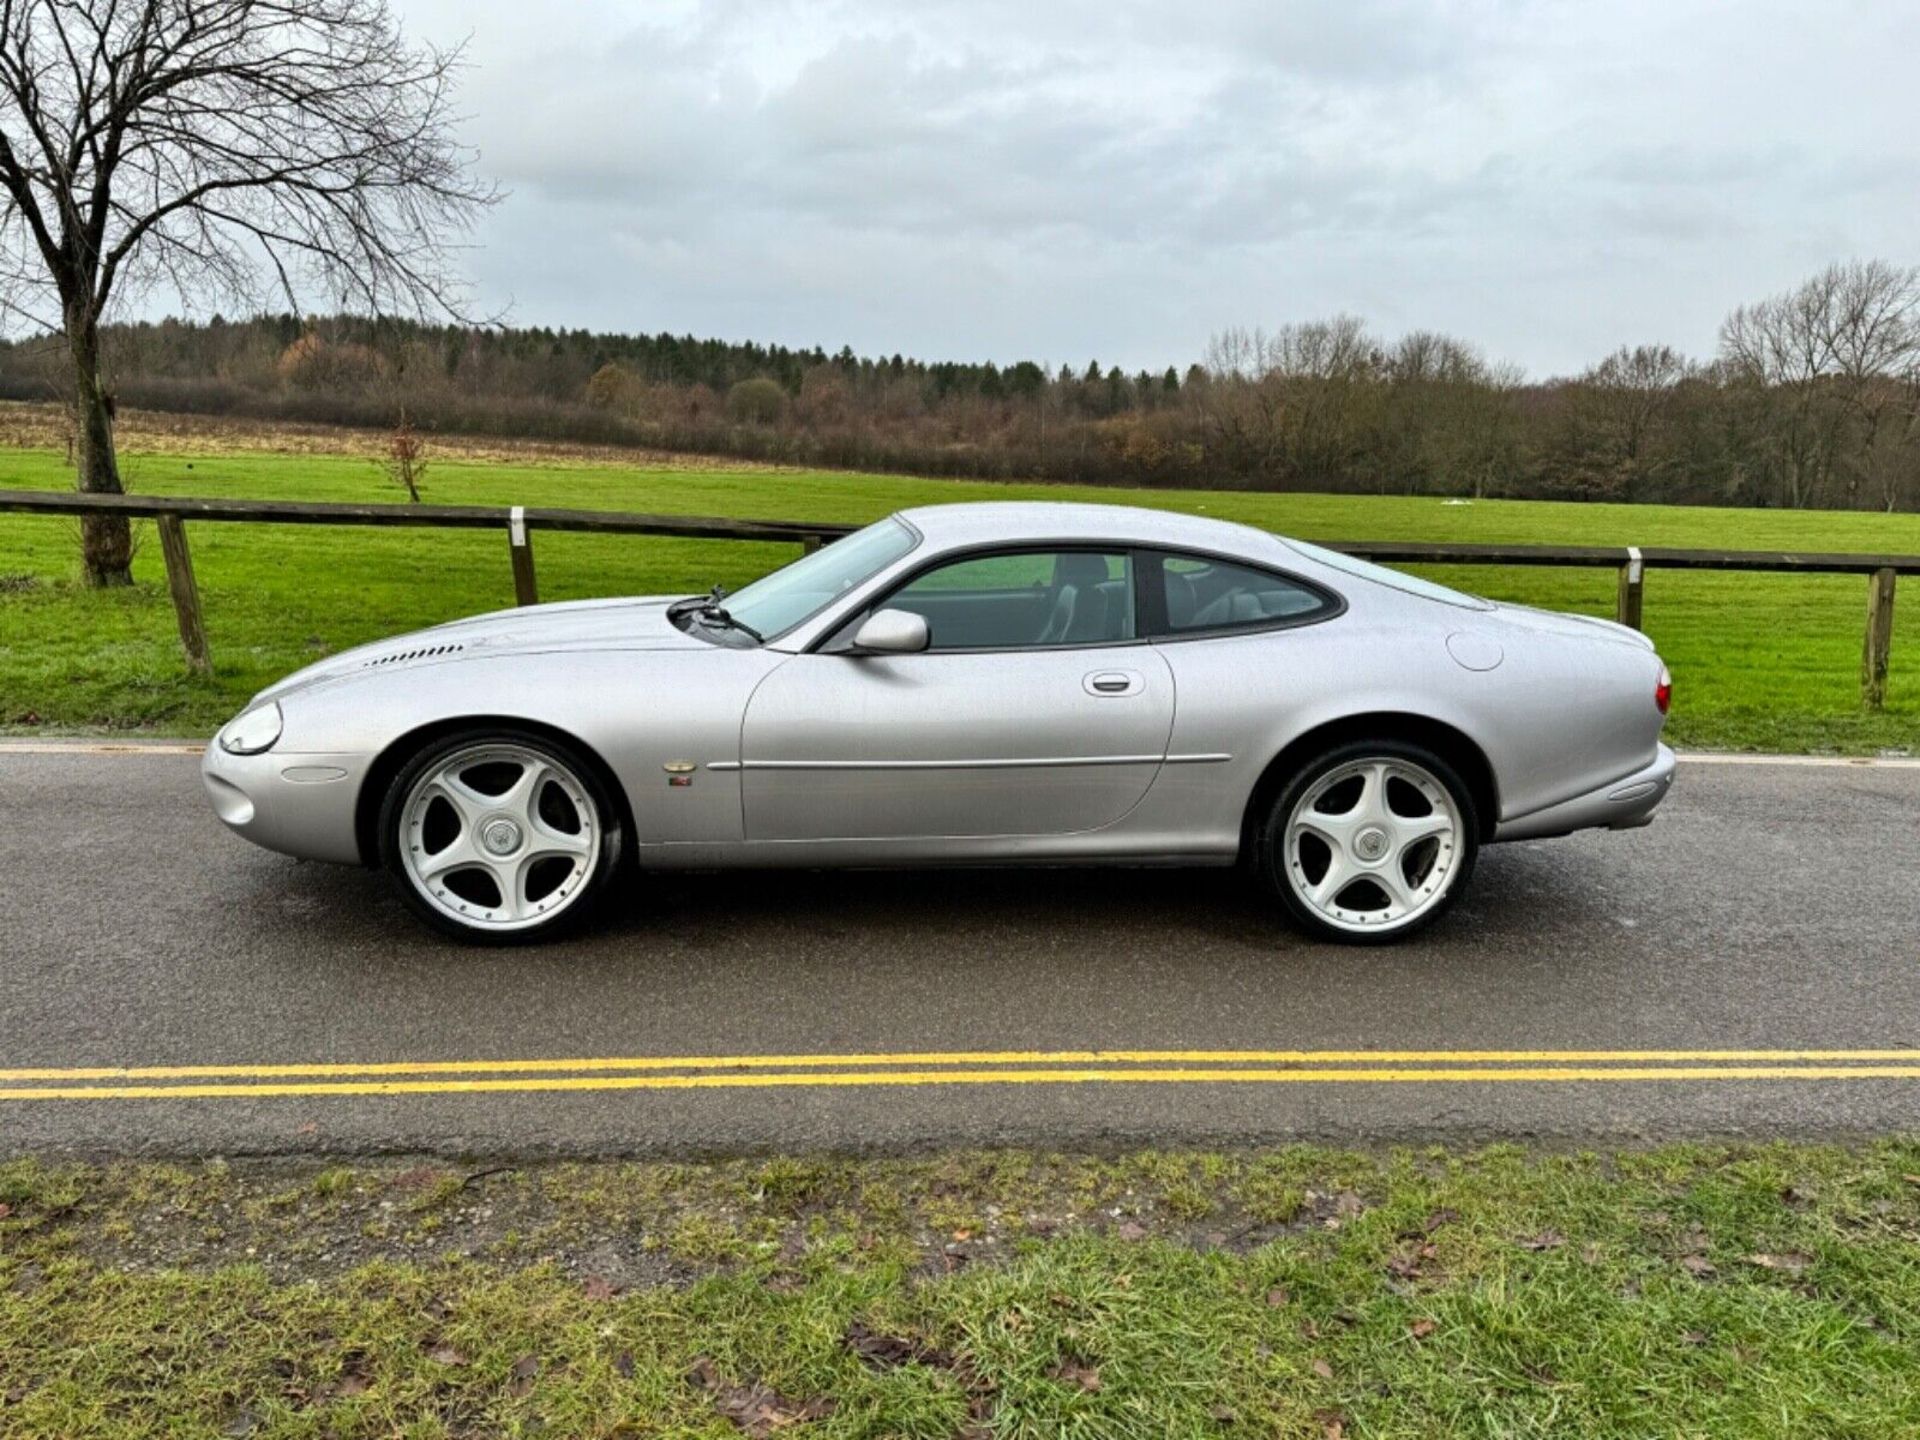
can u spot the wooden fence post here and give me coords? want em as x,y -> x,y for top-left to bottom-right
1862,566 -> 1896,710
801,533 -> 823,555
508,505 -> 539,606
155,513 -> 211,675
1615,546 -> 1645,630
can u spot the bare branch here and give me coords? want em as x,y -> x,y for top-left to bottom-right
0,0 -> 495,580
0,0 -> 497,328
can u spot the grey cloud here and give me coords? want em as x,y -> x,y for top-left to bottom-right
400,0 -> 1920,376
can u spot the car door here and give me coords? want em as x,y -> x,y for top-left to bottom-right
739,548 -> 1175,841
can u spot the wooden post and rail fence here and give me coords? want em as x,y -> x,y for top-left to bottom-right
0,488 -> 1909,709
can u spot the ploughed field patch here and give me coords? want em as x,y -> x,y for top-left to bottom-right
4,1143 -> 1920,1437
1,420 -> 1915,752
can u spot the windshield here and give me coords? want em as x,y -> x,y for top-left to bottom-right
720,517 -> 920,638
1282,538 -> 1494,611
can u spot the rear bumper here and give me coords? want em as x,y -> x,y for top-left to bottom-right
201,740 -> 371,865
1492,743 -> 1676,843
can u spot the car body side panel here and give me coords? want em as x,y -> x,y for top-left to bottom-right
1492,743 -> 1675,840
265,649 -> 787,851
1456,614 -> 1668,823
201,744 -> 373,865
1121,612 -> 1490,853
1128,594 -> 1667,849
738,646 -> 1176,840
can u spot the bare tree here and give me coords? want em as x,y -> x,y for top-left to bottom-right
378,404 -> 424,501
1201,318 -> 1384,486
1387,332 -> 1519,498
1719,260 -> 1920,508
1863,374 -> 1920,512
0,0 -> 496,584
1573,344 -> 1692,497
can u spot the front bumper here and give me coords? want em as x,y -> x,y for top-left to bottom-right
201,740 -> 372,865
1492,743 -> 1676,843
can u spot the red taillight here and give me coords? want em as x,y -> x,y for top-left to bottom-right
1655,664 -> 1672,715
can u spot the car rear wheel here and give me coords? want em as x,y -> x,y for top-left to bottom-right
1259,740 -> 1478,944
378,728 -> 622,944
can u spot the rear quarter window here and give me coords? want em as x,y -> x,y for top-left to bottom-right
1151,552 -> 1338,635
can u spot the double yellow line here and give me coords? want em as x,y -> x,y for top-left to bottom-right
3,1047 -> 1919,1102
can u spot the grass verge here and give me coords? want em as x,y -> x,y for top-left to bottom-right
4,1144 -> 1920,1437
1,416 -> 1916,750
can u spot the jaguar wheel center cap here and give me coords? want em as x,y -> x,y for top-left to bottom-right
481,818 -> 524,856
1354,826 -> 1390,863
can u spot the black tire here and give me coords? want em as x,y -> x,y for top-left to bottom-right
1256,738 -> 1479,945
377,726 -> 625,945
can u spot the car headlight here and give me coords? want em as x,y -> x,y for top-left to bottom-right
219,702 -> 284,755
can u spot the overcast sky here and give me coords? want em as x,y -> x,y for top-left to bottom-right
397,0 -> 1920,379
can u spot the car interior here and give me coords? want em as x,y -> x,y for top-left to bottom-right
1161,556 -> 1329,630
866,549 -> 1329,650
881,551 -> 1132,649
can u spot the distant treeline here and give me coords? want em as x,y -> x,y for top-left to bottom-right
2,259 -> 1916,510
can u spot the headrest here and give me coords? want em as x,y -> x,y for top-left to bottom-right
1054,552 -> 1111,588
1164,568 -> 1196,625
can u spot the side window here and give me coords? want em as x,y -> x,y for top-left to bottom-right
884,550 -> 1135,650
1154,553 -> 1332,634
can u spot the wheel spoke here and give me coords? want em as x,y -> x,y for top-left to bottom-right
1387,810 -> 1452,846
494,762 -> 551,826
526,831 -> 591,860
1373,860 -> 1418,914
1307,853 -> 1354,908
417,832 -> 482,884
495,858 -> 529,922
511,851 -> 587,920
429,773 -> 492,827
527,796 -> 592,852
1295,810 -> 1359,852
1350,762 -> 1386,823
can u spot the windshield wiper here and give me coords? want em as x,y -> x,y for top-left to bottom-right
700,606 -> 764,644
673,585 -> 765,644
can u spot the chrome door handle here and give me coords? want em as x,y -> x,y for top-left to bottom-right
1084,670 -> 1143,697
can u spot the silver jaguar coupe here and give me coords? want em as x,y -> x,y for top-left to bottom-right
203,501 -> 1674,944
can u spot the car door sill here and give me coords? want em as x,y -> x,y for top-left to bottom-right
635,841 -> 1243,870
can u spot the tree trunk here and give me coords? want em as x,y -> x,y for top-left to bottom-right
68,311 -> 132,586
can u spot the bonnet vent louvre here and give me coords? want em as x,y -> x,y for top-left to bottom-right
363,643 -> 465,668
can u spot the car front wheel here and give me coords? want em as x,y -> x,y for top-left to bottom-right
378,729 -> 622,943
1259,740 -> 1478,943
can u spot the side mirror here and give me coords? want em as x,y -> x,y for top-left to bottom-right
850,608 -> 930,655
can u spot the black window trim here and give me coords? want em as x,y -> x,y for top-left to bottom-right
1135,545 -> 1347,642
808,540 -> 1151,655
807,539 -> 1347,655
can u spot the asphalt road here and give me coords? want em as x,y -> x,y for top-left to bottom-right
2,744 -> 1918,1158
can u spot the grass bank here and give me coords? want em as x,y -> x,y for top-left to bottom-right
2,425 -> 1916,749
4,1143 -> 1920,1437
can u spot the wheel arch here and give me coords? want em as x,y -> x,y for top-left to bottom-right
353,715 -> 638,869
1237,711 -> 1500,861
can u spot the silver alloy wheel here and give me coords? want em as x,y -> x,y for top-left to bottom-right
397,742 -> 600,933
1283,756 -> 1462,934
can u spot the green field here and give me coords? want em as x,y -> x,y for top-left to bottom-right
1,444 -> 1916,749
6,1144 -> 1920,1439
